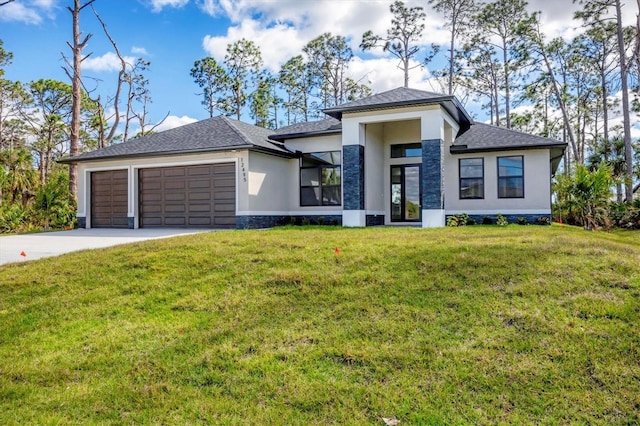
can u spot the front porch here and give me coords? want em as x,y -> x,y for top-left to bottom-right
339,108 -> 458,228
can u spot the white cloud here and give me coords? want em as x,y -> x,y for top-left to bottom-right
203,19 -> 305,71
198,0 -> 221,16
148,0 -> 189,13
83,52 -> 136,73
199,0 -> 450,77
0,1 -> 43,24
0,0 -> 58,24
347,56 -> 437,93
152,115 -> 198,132
131,46 -> 149,56
31,0 -> 56,8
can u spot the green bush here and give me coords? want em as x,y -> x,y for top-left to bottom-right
535,216 -> 551,226
517,217 -> 528,225
496,214 -> 508,226
609,201 -> 640,229
33,173 -> 76,230
0,203 -> 29,233
447,213 -> 470,227
482,216 -> 493,225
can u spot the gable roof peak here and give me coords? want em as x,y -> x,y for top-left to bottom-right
322,86 -> 470,125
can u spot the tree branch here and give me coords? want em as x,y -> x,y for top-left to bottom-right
92,3 -> 126,145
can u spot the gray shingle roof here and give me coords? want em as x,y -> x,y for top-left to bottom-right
270,117 -> 342,141
322,87 -> 471,124
451,122 -> 566,153
61,116 -> 291,163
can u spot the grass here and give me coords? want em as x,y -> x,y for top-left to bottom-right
1,225 -> 639,425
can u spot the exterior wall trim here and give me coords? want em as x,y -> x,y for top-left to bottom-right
237,210 -> 342,216
446,209 -> 550,215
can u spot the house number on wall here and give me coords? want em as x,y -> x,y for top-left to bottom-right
239,158 -> 247,183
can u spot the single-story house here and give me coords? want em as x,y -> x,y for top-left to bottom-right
61,87 -> 566,229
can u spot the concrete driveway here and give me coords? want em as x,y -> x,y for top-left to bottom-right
0,228 -> 211,266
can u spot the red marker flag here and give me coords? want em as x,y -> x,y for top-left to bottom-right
334,247 -> 340,255
20,251 -> 27,258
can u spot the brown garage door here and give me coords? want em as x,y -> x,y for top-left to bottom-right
139,163 -> 236,228
91,170 -> 129,228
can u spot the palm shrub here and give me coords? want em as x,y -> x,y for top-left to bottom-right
0,203 -> 28,232
0,147 -> 37,203
33,172 -> 76,230
568,164 -> 613,230
552,173 -> 580,225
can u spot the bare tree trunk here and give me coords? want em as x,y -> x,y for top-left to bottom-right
503,41 -> 511,129
636,0 -> 640,87
538,37 -> 579,164
403,56 -> 409,88
614,0 -> 633,201
493,84 -> 500,127
601,77 -> 609,160
448,20 -> 455,95
93,6 -> 123,145
67,0 -> 94,200
39,152 -> 45,185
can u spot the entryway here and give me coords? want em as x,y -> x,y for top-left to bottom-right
390,164 -> 421,222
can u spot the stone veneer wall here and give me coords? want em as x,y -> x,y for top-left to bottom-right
236,215 -> 343,229
421,139 -> 443,210
343,145 -> 365,210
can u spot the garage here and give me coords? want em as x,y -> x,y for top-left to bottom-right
139,163 -> 236,228
91,170 -> 129,228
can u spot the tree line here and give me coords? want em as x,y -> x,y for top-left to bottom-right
190,33 -> 372,127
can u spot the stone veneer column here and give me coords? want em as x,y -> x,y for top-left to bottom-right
421,139 -> 445,227
342,144 -> 365,227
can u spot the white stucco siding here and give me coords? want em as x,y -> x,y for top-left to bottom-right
382,119 -> 420,144
364,123 -> 384,212
245,151 -> 292,213
444,149 -> 552,214
76,151 -> 245,228
283,134 -> 342,154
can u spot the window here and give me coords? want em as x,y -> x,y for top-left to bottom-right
459,158 -> 484,199
497,156 -> 524,198
391,143 -> 422,158
300,151 -> 341,206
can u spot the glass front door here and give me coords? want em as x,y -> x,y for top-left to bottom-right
391,165 -> 421,222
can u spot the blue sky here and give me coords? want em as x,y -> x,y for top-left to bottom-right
1,0 -> 637,135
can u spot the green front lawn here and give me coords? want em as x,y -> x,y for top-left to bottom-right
1,225 -> 639,424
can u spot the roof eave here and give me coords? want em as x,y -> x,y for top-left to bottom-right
450,143 -> 568,155
57,144 -> 265,164
249,145 -> 296,158
270,129 -> 342,142
323,97 -> 451,119
323,96 -> 472,127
